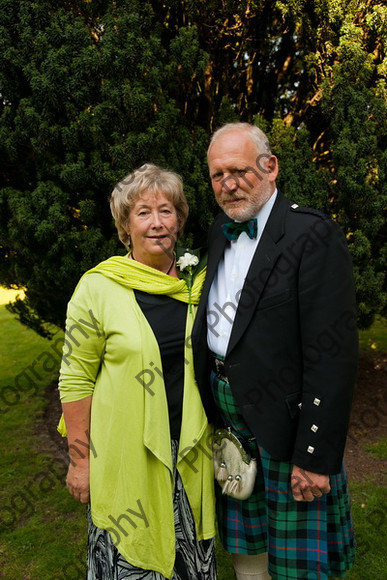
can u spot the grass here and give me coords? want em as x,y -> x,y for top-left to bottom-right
364,437 -> 387,461
0,289 -> 386,579
358,315 -> 387,352
344,482 -> 387,580
0,298 -> 86,580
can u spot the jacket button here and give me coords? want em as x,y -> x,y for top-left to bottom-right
311,424 -> 319,432
307,445 -> 315,454
313,398 -> 321,406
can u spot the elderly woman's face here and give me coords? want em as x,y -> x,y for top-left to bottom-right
127,190 -> 179,263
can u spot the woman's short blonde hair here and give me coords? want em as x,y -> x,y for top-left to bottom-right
110,163 -> 189,249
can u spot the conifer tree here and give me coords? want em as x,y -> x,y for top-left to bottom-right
0,0 -> 385,333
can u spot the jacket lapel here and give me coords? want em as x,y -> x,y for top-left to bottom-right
226,193 -> 289,355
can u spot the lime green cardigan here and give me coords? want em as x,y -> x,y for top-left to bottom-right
58,256 -> 215,577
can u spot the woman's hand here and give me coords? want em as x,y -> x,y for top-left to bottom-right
62,397 -> 92,504
66,459 -> 90,504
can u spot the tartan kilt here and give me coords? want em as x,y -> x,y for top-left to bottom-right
211,370 -> 356,580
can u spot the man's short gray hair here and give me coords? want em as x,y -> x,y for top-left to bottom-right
208,122 -> 271,157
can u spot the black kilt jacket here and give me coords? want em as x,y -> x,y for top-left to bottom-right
192,191 -> 358,475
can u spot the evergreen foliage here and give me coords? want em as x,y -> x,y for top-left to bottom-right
0,0 -> 385,333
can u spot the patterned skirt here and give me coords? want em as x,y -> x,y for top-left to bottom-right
87,440 -> 216,580
212,370 -> 356,580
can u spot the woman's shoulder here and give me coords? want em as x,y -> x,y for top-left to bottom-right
73,257 -> 132,297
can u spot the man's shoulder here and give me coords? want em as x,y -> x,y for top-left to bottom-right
279,198 -> 347,250
271,195 -> 346,245
280,197 -> 333,231
287,201 -> 328,221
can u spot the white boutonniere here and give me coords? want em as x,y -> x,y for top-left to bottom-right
176,250 -> 200,313
177,252 -> 199,271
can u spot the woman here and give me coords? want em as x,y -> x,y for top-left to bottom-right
58,164 -> 216,579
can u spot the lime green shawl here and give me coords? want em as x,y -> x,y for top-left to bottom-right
87,254 -> 205,303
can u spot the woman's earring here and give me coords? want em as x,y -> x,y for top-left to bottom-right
127,234 -> 131,248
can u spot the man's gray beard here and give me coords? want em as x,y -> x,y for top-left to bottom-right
222,190 -> 272,222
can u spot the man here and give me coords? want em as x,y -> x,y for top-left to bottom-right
193,123 -> 358,580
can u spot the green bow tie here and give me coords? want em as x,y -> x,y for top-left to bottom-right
222,218 -> 258,241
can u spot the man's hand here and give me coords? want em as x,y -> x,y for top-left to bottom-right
66,460 -> 90,504
291,465 -> 330,502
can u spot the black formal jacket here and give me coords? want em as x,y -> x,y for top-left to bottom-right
193,192 -> 358,474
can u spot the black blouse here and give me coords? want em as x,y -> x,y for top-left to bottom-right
134,290 -> 187,440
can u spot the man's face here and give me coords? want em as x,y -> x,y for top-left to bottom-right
208,130 -> 278,221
